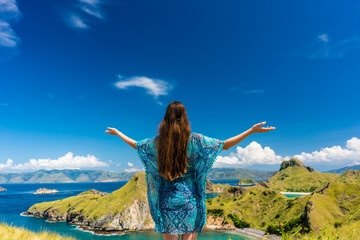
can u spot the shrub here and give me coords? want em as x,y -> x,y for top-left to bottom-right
334,221 -> 342,228
227,213 -> 250,228
207,209 -> 224,217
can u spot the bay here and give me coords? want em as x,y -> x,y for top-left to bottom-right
0,180 -> 256,240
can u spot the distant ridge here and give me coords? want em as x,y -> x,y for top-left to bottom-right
325,164 -> 360,174
0,169 -> 136,184
0,168 -> 273,183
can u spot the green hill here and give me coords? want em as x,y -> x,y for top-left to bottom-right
267,158 -> 339,192
25,172 -> 154,233
337,169 -> 360,183
0,222 -> 75,240
206,181 -> 360,237
237,178 -> 256,185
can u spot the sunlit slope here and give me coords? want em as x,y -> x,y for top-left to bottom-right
26,172 -> 154,231
0,223 -> 76,240
267,158 -> 339,192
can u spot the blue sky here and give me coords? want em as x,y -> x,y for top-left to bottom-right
1,0 -> 360,173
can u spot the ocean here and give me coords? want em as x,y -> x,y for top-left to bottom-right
0,179 -> 258,240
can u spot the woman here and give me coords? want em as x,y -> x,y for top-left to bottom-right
105,101 -> 275,240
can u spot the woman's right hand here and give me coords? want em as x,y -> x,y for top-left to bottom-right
251,122 -> 276,133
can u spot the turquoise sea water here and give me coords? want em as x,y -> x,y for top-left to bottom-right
0,179 -> 258,240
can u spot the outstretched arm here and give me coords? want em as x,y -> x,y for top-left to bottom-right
222,122 -> 275,150
105,127 -> 136,149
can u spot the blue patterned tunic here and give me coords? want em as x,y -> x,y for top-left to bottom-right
135,132 -> 224,235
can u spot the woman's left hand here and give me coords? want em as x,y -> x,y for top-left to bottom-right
105,127 -> 120,136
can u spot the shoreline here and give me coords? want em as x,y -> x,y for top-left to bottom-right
234,228 -> 281,240
22,212 -> 281,239
280,192 -> 311,195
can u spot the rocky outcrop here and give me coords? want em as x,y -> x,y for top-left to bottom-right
0,186 -> 7,192
279,158 -> 313,172
206,180 -> 230,193
34,188 -> 58,194
257,180 -> 270,188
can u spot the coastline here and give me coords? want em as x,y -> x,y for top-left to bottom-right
206,225 -> 281,240
22,212 -> 279,239
280,192 -> 311,195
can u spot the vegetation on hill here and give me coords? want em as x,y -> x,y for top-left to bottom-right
237,178 -> 256,185
337,169 -> 360,183
206,177 -> 360,238
206,180 -> 230,193
25,172 -> 154,232
267,158 -> 339,192
0,222 -> 75,240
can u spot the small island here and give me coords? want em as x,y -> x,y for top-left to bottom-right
34,188 -> 59,194
237,178 -> 256,186
0,186 -> 7,192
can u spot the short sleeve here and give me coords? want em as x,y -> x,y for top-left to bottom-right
193,133 -> 225,174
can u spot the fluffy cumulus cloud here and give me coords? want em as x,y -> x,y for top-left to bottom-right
213,141 -> 287,168
0,0 -> 22,48
294,137 -> 360,164
213,137 -> 360,168
115,75 -> 173,105
0,152 -> 108,170
0,159 -> 13,169
127,162 -> 134,167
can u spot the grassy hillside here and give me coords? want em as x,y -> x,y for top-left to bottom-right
206,184 -> 309,234
267,158 -> 339,192
0,222 -> 75,240
26,172 -> 154,232
206,181 -> 360,238
337,169 -> 360,183
237,178 -> 256,185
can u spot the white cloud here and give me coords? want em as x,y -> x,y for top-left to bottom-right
310,34 -> 360,59
318,34 -> 329,43
294,137 -> 360,164
0,152 -> 108,170
67,14 -> 89,29
127,162 -> 134,167
0,0 -> 22,48
124,167 -> 144,173
214,141 -> 287,168
65,0 -> 106,29
115,75 -> 173,104
0,159 -> 13,169
214,137 -> 360,168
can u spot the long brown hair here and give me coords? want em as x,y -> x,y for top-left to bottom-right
155,101 -> 191,181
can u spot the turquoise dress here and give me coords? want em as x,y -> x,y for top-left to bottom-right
135,132 -> 225,235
